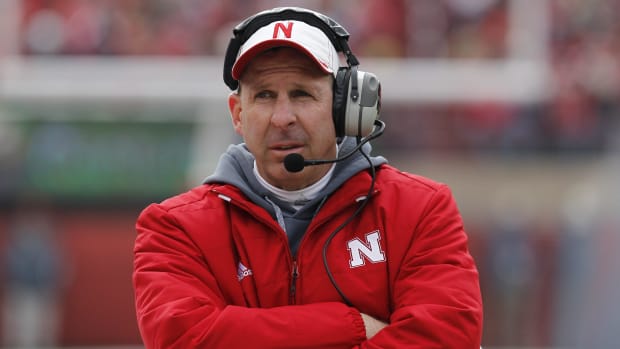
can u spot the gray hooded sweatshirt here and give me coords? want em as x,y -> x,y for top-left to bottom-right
204,138 -> 387,256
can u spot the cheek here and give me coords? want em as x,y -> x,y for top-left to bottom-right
316,106 -> 336,137
235,108 -> 258,138
239,117 -> 264,148
305,110 -> 337,153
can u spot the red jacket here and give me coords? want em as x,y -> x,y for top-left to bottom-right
133,164 -> 483,348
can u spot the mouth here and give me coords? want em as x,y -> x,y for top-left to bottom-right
274,145 -> 300,151
270,142 -> 304,151
270,144 -> 304,160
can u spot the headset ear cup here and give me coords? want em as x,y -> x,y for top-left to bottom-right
332,67 -> 350,138
348,70 -> 381,137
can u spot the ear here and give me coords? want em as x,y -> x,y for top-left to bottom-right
228,92 -> 243,136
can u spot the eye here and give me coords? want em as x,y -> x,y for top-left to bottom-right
255,90 -> 275,100
290,89 -> 312,98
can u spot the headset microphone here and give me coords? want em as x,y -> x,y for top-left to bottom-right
283,153 -> 308,173
283,119 -> 385,173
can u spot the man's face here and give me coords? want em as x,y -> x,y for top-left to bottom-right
228,47 -> 337,191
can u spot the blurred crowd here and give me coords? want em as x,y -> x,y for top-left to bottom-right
19,0 -> 407,57
18,0 -> 509,58
17,0 -> 620,155
5,1 -> 620,348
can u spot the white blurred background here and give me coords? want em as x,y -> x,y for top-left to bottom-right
0,0 -> 619,348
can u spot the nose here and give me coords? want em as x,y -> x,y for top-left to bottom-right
271,96 -> 296,129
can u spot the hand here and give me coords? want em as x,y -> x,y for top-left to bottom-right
360,313 -> 387,339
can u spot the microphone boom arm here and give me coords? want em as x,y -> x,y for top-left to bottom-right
283,119 -> 385,172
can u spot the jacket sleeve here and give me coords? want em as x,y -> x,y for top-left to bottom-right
361,184 -> 483,348
133,203 -> 367,349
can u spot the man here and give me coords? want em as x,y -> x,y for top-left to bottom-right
133,7 -> 482,348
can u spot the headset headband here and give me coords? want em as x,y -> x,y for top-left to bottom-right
223,7 -> 360,90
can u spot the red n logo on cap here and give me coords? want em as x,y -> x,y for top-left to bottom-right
273,22 -> 294,38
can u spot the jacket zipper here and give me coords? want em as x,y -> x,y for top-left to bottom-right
288,192 -> 375,305
289,260 -> 299,304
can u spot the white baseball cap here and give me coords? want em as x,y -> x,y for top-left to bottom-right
231,20 -> 340,80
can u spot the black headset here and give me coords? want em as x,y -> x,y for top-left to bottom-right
223,7 -> 381,139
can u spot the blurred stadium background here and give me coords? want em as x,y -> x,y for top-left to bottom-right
0,0 -> 619,348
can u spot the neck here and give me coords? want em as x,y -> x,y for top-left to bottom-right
254,161 -> 335,203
